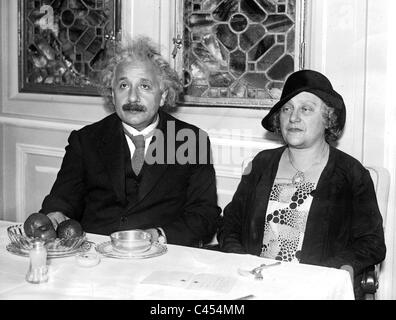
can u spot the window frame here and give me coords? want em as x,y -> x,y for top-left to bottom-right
174,0 -> 308,109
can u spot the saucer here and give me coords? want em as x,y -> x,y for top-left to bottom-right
95,241 -> 167,259
113,245 -> 151,254
75,252 -> 101,267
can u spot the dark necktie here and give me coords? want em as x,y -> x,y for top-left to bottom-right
125,132 -> 145,176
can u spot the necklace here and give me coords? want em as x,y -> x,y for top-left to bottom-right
288,144 -> 328,185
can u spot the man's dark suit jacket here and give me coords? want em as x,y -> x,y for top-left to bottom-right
218,146 -> 386,296
40,110 -> 221,246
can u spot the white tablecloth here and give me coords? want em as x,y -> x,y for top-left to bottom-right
0,221 -> 355,300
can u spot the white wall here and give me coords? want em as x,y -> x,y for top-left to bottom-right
1,0 -> 395,299
366,0 -> 396,300
307,0 -> 396,300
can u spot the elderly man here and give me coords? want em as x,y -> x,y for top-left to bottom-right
40,36 -> 221,246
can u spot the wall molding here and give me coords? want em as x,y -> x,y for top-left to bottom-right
0,114 -> 282,153
35,166 -> 63,175
15,143 -> 65,222
211,135 -> 281,151
214,165 -> 242,180
0,114 -> 88,132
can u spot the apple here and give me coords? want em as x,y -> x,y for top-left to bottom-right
57,219 -> 83,239
23,212 -> 57,241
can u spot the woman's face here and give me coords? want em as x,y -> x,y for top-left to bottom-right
279,92 -> 327,149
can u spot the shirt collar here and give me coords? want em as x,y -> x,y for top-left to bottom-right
122,114 -> 159,138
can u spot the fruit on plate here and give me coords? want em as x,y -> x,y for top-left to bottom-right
23,212 -> 57,241
57,219 -> 83,239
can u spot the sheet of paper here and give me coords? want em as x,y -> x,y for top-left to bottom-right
186,273 -> 236,294
140,271 -> 236,293
141,271 -> 194,288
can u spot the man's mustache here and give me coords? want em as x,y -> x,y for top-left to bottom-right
122,103 -> 146,112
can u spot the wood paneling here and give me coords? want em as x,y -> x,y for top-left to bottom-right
15,144 -> 64,222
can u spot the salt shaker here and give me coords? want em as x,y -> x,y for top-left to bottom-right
25,239 -> 49,284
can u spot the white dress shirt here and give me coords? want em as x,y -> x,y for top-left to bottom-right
122,115 -> 159,159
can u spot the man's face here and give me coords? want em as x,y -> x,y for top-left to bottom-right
112,59 -> 167,130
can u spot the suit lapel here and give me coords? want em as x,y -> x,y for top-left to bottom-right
97,114 -> 127,205
134,111 -> 170,204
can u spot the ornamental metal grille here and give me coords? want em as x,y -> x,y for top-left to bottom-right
18,0 -> 121,96
176,0 -> 306,108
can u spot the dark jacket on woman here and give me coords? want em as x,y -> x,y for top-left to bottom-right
218,146 -> 386,296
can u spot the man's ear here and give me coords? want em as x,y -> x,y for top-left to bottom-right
112,90 -> 115,105
160,89 -> 168,107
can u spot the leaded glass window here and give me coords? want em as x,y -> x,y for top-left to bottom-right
175,0 -> 306,108
18,0 -> 121,96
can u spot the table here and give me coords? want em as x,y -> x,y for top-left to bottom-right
0,221 -> 354,300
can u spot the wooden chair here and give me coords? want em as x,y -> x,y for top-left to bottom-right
360,166 -> 390,299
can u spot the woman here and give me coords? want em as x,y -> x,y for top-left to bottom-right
217,70 -> 386,299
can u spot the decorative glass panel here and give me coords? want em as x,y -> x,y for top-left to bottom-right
175,0 -> 306,108
18,0 -> 121,96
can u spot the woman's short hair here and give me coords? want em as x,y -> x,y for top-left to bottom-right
270,101 -> 343,142
99,36 -> 182,110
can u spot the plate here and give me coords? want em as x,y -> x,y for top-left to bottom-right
95,241 -> 167,259
7,224 -> 87,251
75,252 -> 101,267
6,241 -> 92,258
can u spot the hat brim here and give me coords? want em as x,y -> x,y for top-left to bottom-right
261,88 -> 346,132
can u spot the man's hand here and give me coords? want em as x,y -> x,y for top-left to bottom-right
144,228 -> 160,243
144,227 -> 167,244
47,211 -> 69,230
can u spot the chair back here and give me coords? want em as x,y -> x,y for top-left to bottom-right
364,166 -> 390,300
365,166 -> 390,227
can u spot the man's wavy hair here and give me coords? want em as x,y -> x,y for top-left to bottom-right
99,36 -> 182,110
270,102 -> 343,143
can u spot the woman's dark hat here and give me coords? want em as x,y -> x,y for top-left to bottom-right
261,70 -> 346,132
